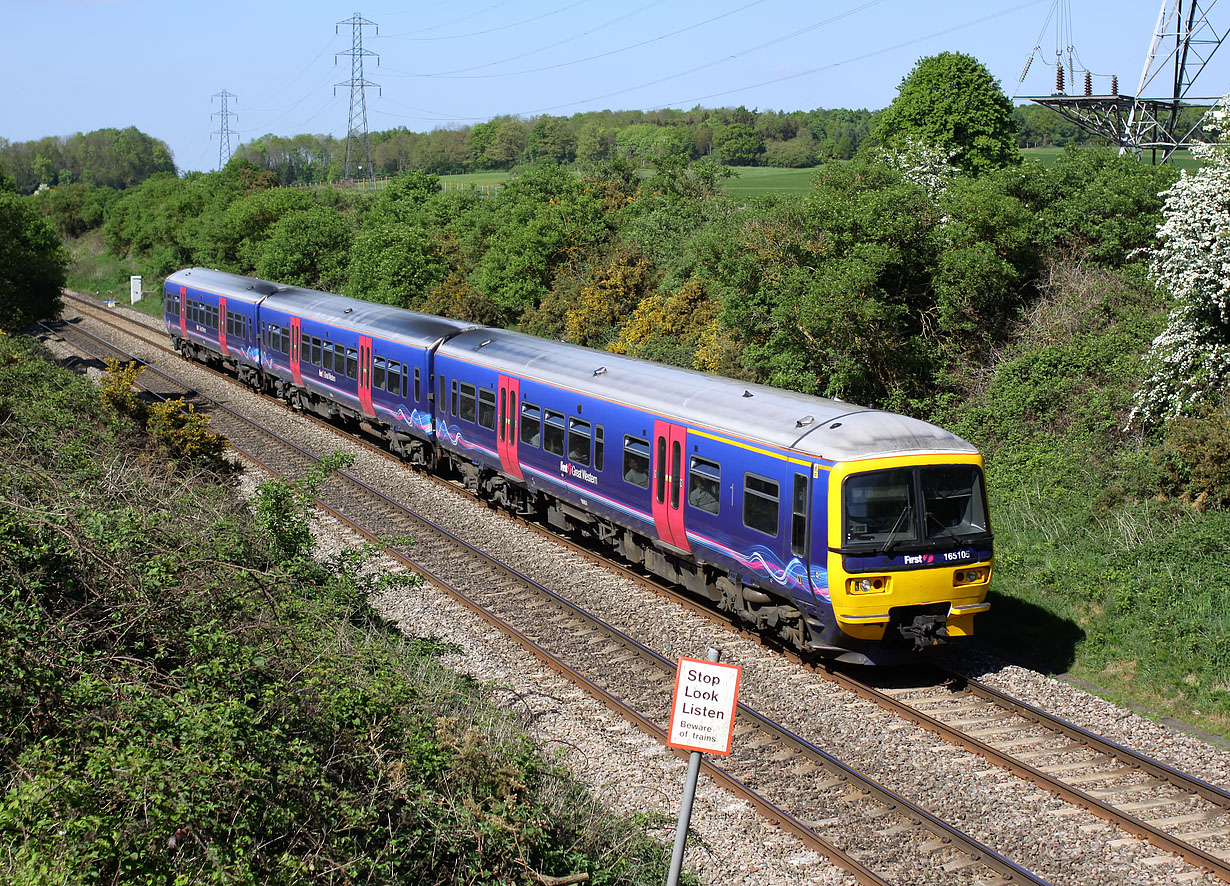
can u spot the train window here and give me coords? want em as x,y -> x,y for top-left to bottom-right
451,380 -> 458,416
567,418 -> 591,466
322,341 -> 335,371
210,306 -> 218,328
594,426 -> 604,472
791,473 -> 808,557
688,457 -> 721,515
373,356 -> 386,390
670,441 -> 682,509
414,368 -> 421,402
844,469 -> 917,546
744,474 -> 780,538
921,466 -> 987,538
387,361 -> 402,396
440,376 -> 448,413
623,436 -> 649,489
478,389 -> 496,430
543,409 -> 565,455
459,382 -> 477,423
520,401 -> 541,447
311,337 -> 322,366
280,327 -> 290,355
346,348 -> 358,380
499,390 -> 506,443
402,370 -> 408,399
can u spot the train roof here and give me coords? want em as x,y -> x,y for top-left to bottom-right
167,268 -> 476,347
438,328 -> 977,464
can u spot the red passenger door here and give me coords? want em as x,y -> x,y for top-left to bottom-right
357,335 -> 374,417
178,286 -> 187,334
217,296 -> 229,357
289,316 -> 302,386
497,374 -> 523,480
652,420 -> 690,552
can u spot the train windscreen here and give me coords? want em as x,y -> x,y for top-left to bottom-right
843,465 -> 988,550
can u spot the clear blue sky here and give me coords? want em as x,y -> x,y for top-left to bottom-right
3,0 -> 1226,173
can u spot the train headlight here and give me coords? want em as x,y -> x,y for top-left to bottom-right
953,567 -> 988,587
847,576 -> 889,595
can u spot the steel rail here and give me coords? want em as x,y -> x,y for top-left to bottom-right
824,664 -> 1230,883
43,316 -> 896,886
54,303 -> 1061,885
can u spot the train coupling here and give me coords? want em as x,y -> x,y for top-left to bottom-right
899,613 -> 949,651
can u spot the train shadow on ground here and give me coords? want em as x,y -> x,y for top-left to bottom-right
963,588 -> 1085,676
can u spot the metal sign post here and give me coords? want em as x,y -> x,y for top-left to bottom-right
665,647 -> 742,886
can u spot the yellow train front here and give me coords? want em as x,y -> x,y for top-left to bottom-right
815,444 -> 992,664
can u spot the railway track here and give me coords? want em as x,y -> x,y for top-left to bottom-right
43,310 -> 1048,886
46,294 -> 1230,885
829,665 -> 1230,877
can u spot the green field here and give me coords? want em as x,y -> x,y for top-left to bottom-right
1022,145 -> 1200,171
440,155 -> 1196,199
719,165 -> 823,196
439,166 -> 828,198
438,171 -> 509,194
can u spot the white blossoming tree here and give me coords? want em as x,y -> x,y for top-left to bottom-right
875,137 -> 959,202
1130,99 -> 1230,427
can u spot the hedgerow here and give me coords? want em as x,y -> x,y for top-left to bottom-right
0,334 -> 676,886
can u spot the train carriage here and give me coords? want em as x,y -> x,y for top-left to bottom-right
164,268 -> 264,386
255,287 -> 475,463
435,328 -> 993,664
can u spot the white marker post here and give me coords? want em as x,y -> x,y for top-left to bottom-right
665,647 -> 742,886
129,275 -> 143,305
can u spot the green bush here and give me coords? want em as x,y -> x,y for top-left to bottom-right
1157,408 -> 1230,508
0,334 -> 677,885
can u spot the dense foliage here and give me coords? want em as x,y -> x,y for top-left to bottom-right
0,127 -> 175,194
233,105 -> 875,182
0,334 -> 677,884
0,190 -> 66,330
872,52 -> 1021,176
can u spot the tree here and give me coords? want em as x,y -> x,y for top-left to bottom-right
526,116 -> 576,164
346,221 -> 448,308
872,52 -> 1020,176
1130,101 -> 1230,426
0,192 -> 66,331
712,123 -> 765,166
254,206 -> 352,291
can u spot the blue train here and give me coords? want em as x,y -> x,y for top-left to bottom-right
166,268 -> 993,664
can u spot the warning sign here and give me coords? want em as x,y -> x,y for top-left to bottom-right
666,657 -> 742,756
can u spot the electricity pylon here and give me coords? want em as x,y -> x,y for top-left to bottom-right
212,90 -> 238,170
335,12 -> 380,182
1018,0 -> 1228,161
